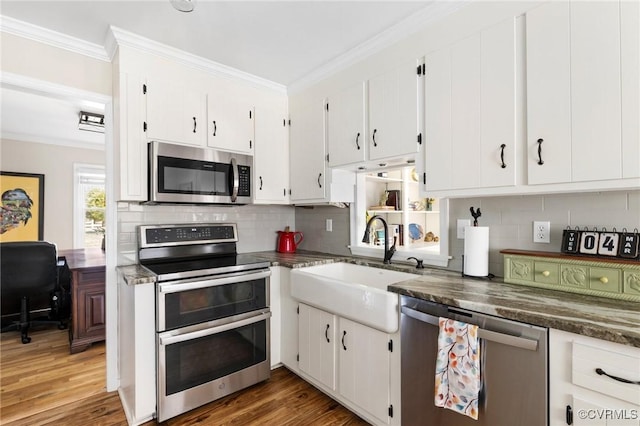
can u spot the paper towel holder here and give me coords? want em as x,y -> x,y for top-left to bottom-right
461,254 -> 495,280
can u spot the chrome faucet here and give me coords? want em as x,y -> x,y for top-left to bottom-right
362,215 -> 396,264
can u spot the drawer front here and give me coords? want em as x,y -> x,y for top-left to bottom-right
534,262 -> 559,285
623,270 -> 640,297
572,341 -> 640,406
588,267 -> 621,293
76,268 -> 105,285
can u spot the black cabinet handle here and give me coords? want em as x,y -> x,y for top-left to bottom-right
372,129 -> 378,147
355,132 -> 361,150
566,405 -> 573,425
595,367 -> 640,385
193,117 -> 197,133
317,173 -> 322,188
537,138 -> 544,165
259,176 -> 263,191
212,120 -> 217,136
500,144 -> 507,168
325,324 -> 330,343
342,330 -> 347,350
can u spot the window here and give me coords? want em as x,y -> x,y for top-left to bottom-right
74,164 -> 106,249
350,165 -> 450,267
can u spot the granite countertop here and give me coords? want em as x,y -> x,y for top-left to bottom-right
118,250 -> 640,348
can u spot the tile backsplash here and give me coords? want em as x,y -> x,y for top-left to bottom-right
117,190 -> 640,277
448,190 -> 640,276
116,203 -> 295,265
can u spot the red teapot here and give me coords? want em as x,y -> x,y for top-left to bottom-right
277,227 -> 304,253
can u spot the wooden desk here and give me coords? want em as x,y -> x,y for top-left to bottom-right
58,248 -> 106,353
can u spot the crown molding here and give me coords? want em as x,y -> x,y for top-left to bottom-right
287,1 -> 470,94
0,15 -> 110,62
108,26 -> 288,94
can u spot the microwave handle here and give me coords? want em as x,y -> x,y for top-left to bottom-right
230,157 -> 239,202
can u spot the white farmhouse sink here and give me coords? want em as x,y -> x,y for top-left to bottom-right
290,263 -> 416,333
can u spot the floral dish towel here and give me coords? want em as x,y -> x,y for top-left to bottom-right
434,317 -> 481,420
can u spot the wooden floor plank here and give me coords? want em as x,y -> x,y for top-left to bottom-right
1,326 -> 371,425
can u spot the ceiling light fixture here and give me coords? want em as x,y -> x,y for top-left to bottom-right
78,111 -> 105,133
171,0 -> 196,13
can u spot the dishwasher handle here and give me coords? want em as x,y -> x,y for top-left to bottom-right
401,305 -> 539,352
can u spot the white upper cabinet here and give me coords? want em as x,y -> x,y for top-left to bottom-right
145,77 -> 207,147
621,0 -> 640,179
327,82 -> 366,167
423,17 -> 517,193
526,2 -> 572,185
115,72 -> 147,202
254,103 -> 289,204
207,93 -> 255,154
289,97 -> 326,201
289,97 -> 355,204
368,60 -> 420,161
527,0 -> 639,185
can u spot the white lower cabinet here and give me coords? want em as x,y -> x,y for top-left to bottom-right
339,317 -> 392,425
298,303 -> 337,390
296,302 -> 399,425
278,267 -> 299,372
549,329 -> 640,426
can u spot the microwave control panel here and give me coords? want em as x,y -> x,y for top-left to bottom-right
238,165 -> 250,196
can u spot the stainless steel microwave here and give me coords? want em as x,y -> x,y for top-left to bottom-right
147,141 -> 253,205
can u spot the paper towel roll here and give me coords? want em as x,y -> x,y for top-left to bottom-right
464,226 -> 489,277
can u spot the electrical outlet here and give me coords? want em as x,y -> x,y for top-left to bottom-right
533,221 -> 551,243
325,219 -> 333,232
457,219 -> 471,239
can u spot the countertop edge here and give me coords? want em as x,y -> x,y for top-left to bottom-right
118,250 -> 640,349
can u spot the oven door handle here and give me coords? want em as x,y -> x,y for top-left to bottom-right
159,311 -> 272,346
158,270 -> 271,294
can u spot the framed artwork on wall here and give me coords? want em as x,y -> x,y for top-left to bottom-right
0,171 -> 45,242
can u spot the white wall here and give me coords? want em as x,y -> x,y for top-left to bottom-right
0,32 -> 111,96
0,138 -> 106,249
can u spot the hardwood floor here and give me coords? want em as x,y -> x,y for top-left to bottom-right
1,327 -> 370,425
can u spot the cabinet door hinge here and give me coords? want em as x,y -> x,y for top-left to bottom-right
297,354 -> 299,362
388,339 -> 393,352
283,188 -> 286,196
388,405 -> 394,418
289,189 -> 292,195
283,118 -> 286,127
423,172 -> 426,185
417,65 -> 422,75
417,133 -> 422,145
249,140 -> 252,149
249,110 -> 252,119
142,84 -> 147,95
143,122 -> 147,132
416,64 -> 425,76
326,103 -> 329,111
296,306 -> 299,314
326,154 -> 330,163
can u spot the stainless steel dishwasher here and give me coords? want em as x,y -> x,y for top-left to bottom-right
401,295 -> 548,426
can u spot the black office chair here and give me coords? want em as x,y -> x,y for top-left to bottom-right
0,241 -> 69,343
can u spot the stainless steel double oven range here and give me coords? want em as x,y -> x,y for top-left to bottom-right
138,223 -> 271,422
